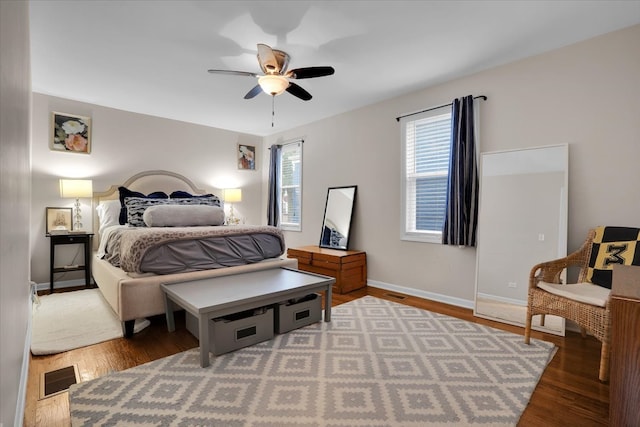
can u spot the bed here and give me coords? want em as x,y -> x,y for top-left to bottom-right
91,170 -> 297,337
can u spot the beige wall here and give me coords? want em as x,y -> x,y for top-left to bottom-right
29,24 -> 640,304
1,1 -> 32,425
30,95 -> 263,284
263,24 -> 640,305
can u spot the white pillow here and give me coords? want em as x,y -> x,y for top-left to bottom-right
143,204 -> 225,227
96,200 -> 121,234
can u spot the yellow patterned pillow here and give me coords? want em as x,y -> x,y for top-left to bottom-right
586,226 -> 640,288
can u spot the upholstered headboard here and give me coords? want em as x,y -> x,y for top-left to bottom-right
92,170 -> 214,247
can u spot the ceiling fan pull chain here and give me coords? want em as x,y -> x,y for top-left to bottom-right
271,95 -> 275,127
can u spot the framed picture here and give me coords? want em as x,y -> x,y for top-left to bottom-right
46,207 -> 73,233
50,112 -> 91,154
238,144 -> 256,170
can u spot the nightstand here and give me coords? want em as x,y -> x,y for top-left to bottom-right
47,233 -> 94,292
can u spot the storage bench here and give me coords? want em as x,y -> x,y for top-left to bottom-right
162,267 -> 334,367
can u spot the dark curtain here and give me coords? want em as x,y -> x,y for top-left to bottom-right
442,95 -> 478,246
267,144 -> 281,226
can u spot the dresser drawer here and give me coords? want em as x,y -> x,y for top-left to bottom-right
299,263 -> 336,278
311,257 -> 340,271
287,246 -> 367,294
287,248 -> 312,264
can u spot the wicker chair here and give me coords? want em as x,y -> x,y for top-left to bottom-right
524,226 -> 640,382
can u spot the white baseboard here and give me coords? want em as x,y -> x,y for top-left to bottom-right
15,284 -> 36,427
369,281 -> 578,332
367,279 -> 474,310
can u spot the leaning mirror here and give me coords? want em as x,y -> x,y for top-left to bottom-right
319,186 -> 357,250
475,144 -> 568,336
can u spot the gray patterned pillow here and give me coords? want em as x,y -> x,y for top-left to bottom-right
143,205 -> 225,227
172,196 -> 221,207
124,196 -> 222,227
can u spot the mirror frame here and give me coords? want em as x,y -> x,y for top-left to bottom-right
319,185 -> 357,251
474,144 -> 568,335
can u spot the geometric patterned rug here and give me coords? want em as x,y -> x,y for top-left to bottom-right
69,296 -> 555,426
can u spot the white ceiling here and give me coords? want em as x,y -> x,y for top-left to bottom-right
29,1 -> 640,137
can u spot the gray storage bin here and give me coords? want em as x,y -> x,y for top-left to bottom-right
186,307 -> 274,355
275,293 -> 322,334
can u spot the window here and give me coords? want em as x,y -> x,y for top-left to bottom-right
279,141 -> 303,231
401,109 -> 452,243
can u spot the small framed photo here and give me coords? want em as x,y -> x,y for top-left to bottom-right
238,144 -> 256,170
50,112 -> 91,154
46,207 -> 73,234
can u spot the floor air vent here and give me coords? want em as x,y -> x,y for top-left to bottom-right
384,292 -> 407,300
39,365 -> 80,399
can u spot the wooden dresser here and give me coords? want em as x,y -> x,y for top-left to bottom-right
609,264 -> 640,427
287,245 -> 366,294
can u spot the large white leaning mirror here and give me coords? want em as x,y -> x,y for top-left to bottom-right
319,186 -> 357,250
474,144 -> 568,335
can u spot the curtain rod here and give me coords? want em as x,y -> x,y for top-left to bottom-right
268,139 -> 304,150
395,95 -> 487,122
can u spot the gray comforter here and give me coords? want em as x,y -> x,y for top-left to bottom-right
102,225 -> 285,274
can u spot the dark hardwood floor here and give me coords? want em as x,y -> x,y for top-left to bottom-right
24,287 -> 609,426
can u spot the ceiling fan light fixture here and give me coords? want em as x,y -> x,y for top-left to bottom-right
258,74 -> 289,96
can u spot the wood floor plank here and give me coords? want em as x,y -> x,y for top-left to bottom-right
24,287 -> 609,426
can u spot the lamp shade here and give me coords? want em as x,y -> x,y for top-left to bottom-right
258,75 -> 289,96
223,188 -> 242,203
60,179 -> 93,198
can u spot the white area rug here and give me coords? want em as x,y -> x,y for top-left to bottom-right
70,296 -> 555,426
31,289 -> 147,355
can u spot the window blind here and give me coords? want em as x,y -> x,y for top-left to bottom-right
404,111 -> 452,238
279,141 -> 302,231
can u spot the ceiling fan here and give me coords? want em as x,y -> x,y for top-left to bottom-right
207,43 -> 335,101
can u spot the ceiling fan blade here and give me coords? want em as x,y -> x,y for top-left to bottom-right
274,49 -> 290,74
257,43 -> 280,74
208,69 -> 258,78
287,66 -> 335,79
286,82 -> 312,101
244,84 -> 263,99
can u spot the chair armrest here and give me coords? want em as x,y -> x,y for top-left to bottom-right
528,238 -> 593,289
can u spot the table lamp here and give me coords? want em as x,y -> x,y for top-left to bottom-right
60,179 -> 93,231
223,188 -> 242,225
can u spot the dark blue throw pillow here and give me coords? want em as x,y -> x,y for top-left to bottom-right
118,186 -> 168,224
169,190 -> 214,199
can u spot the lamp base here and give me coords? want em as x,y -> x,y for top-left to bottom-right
226,204 -> 240,225
73,199 -> 83,231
